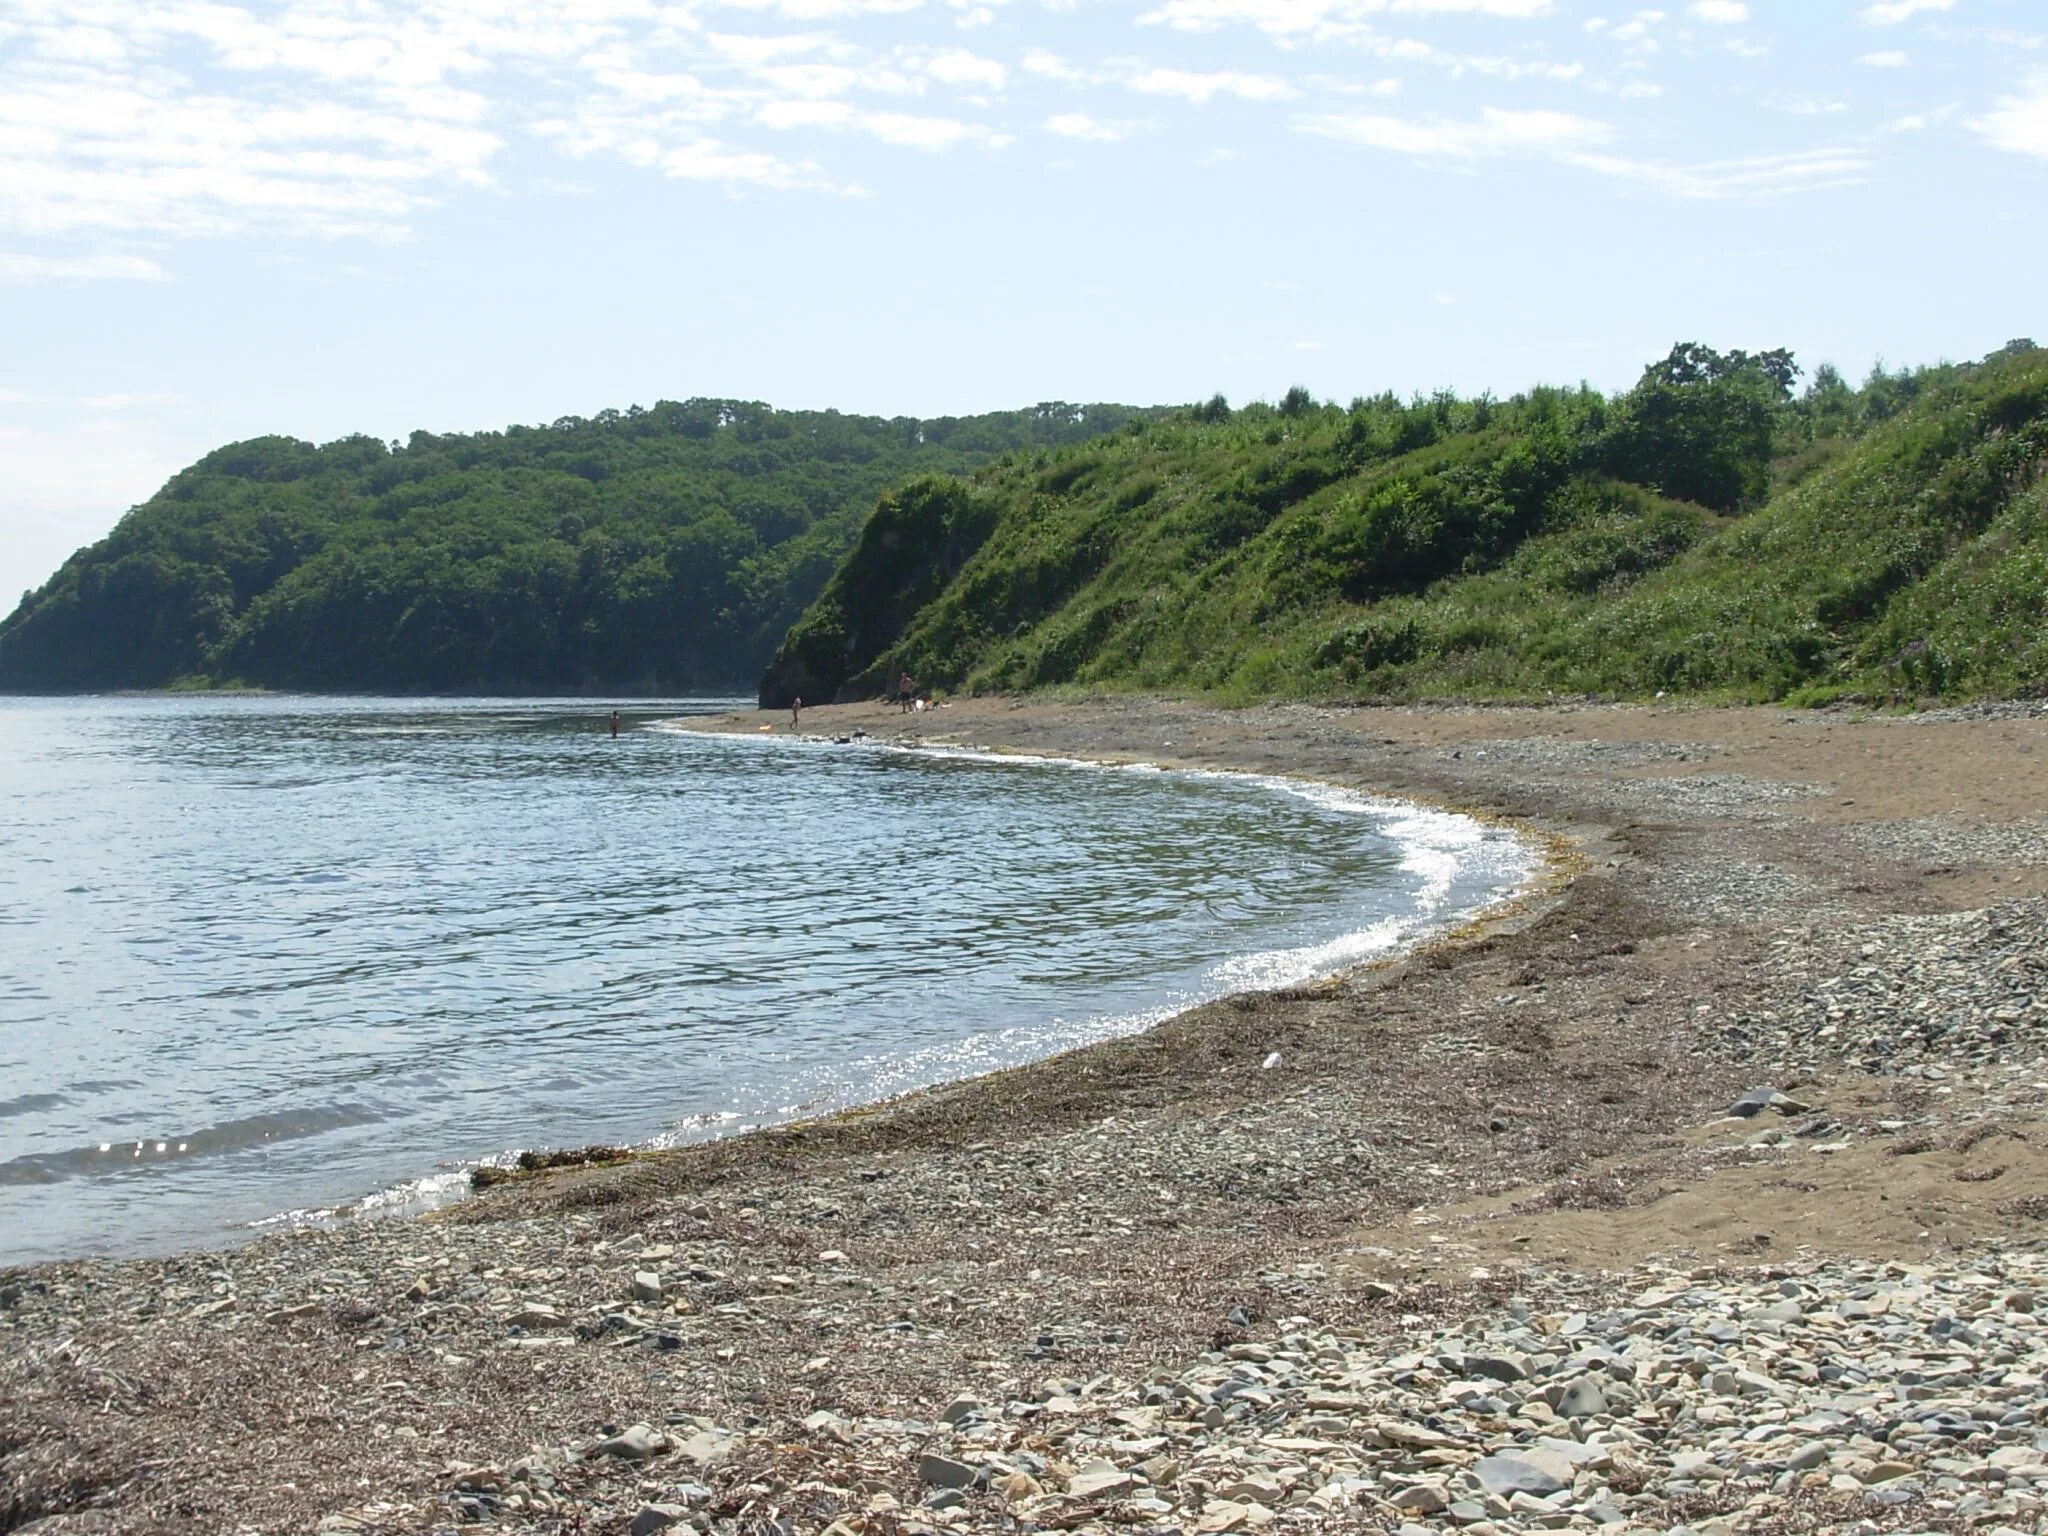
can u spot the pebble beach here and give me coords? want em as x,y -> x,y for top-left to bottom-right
6,695 -> 2048,1536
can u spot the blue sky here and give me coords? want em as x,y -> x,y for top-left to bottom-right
1,0 -> 2044,602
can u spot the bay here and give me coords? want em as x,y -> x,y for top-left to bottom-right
0,696 -> 1529,1266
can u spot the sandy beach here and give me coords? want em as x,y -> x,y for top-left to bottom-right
6,695 -> 2048,1536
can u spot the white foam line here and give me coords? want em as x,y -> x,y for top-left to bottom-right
643,718 -> 1543,1111
262,721 -> 1544,1236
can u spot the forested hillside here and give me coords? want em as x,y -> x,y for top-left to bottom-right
0,400 -> 1155,693
762,341 -> 2048,708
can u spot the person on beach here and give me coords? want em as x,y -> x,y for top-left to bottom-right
609,711 -> 621,738
898,672 -> 915,713
791,696 -> 803,733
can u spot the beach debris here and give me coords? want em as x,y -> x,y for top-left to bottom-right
589,1423 -> 667,1461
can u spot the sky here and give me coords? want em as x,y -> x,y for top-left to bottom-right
1,0 -> 2044,603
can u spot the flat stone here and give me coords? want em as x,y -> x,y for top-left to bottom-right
628,1504 -> 688,1536
1375,1420 -> 1454,1449
1532,1437 -> 1609,1468
940,1396 -> 983,1425
1465,1352 -> 1529,1383
1474,1449 -> 1574,1499
1389,1482 -> 1449,1514
1217,1474 -> 1282,1503
918,1453 -> 979,1490
1193,1500 -> 1253,1534
1070,1464 -> 1138,1500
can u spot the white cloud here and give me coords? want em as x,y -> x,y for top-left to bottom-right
1139,0 -> 1553,41
1860,0 -> 1955,24
1567,144 -> 1871,197
1126,68 -> 1298,104
1021,49 -> 1089,84
920,47 -> 1006,91
1046,112 -> 1139,143
1857,50 -> 1909,67
858,110 -> 991,149
1301,96 -> 1869,201
0,250 -> 169,283
1299,105 -> 1610,159
1975,76 -> 2048,160
0,0 -> 1043,281
0,0 -> 1960,288
654,138 -> 838,191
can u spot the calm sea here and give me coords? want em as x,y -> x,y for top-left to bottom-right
0,696 -> 1530,1265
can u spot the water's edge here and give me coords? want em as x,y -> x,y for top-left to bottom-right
11,715 -> 1558,1259
393,724 -> 1561,1217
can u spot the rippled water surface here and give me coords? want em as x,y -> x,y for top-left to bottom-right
0,696 -> 1530,1264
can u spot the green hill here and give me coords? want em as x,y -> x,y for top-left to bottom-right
761,341 -> 2048,709
0,399 -> 1157,693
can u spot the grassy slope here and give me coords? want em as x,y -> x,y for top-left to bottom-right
763,348 -> 2048,708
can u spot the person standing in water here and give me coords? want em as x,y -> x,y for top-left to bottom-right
609,710 -> 621,738
791,696 -> 803,733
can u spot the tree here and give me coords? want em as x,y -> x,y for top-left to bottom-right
1600,343 -> 1800,512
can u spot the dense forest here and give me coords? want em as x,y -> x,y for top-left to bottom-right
0,399 -> 1158,693
762,341 -> 2048,709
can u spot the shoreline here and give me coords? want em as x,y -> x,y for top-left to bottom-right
3,701 -> 1540,1271
300,727 -> 1566,1245
6,694 -> 2048,1535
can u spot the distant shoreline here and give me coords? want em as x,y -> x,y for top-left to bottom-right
0,687 -> 761,701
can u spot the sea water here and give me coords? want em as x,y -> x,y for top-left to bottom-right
0,696 -> 1531,1265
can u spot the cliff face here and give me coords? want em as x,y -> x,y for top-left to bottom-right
757,476 -> 1001,708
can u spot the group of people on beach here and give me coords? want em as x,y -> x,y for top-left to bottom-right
606,677 -> 930,741
787,671 -> 926,733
